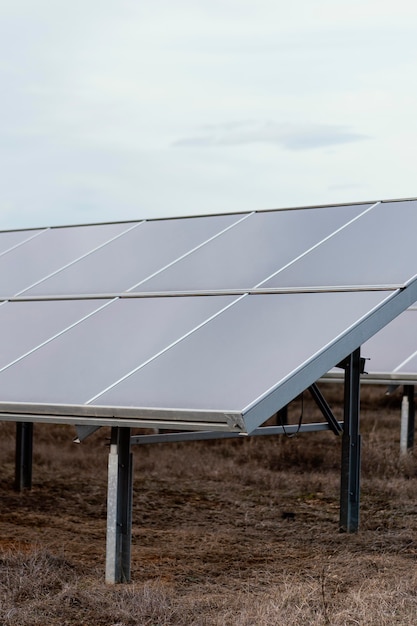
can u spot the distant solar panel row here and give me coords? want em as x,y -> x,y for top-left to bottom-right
1,199 -> 417,433
324,306 -> 417,385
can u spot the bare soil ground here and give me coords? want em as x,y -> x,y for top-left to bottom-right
1,385 -> 417,625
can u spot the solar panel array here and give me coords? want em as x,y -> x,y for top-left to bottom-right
1,199 -> 417,433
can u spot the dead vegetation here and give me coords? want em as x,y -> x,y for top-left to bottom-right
1,385 -> 417,625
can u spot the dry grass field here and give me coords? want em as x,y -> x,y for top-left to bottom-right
1,385 -> 417,625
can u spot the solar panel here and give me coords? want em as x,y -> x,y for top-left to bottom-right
0,228 -> 45,256
323,306 -> 417,385
93,290 -> 394,434
398,354 -> 417,376
1,199 -> 417,435
0,296 -> 236,405
135,204 -> 371,293
0,299 -> 105,369
262,201 -> 417,290
363,307 -> 417,381
5,198 -> 417,585
0,222 -> 136,298
22,213 -> 244,297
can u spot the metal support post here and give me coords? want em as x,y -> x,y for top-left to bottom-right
405,385 -> 415,452
15,422 -> 33,491
340,348 -> 361,533
105,427 -> 133,584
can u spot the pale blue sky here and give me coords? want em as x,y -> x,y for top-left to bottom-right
1,0 -> 417,229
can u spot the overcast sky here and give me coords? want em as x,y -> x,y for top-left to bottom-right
1,0 -> 417,229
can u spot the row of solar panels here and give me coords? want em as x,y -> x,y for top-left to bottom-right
0,289 -> 396,422
1,200 -> 414,298
1,199 -> 417,434
1,295 -> 415,413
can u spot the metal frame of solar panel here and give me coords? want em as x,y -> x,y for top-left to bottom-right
2,198 -> 417,583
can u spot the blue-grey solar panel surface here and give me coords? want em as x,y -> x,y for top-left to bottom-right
0,222 -> 136,297
93,290 -> 396,433
0,229 -> 44,255
1,199 -> 417,434
23,213 -> 244,297
262,201 -> 417,290
134,204 -> 370,293
0,296 -> 235,405
0,299 -> 106,369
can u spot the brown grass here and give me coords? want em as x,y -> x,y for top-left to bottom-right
1,385 -> 417,625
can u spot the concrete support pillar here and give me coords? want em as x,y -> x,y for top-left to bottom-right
400,385 -> 415,455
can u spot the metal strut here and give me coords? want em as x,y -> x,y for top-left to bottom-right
15,422 -> 33,491
339,348 -> 362,533
308,384 -> 343,435
105,427 -> 133,583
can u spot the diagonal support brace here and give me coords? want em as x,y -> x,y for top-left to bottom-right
308,384 -> 343,435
